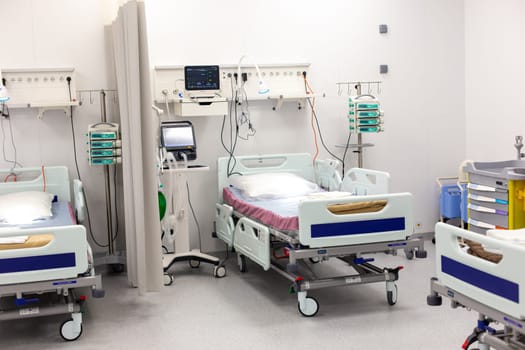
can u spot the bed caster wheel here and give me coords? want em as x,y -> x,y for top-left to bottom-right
404,249 -> 414,260
189,260 -> 200,268
386,284 -> 398,305
426,294 -> 442,306
416,250 -> 427,259
238,254 -> 247,273
92,288 -> 105,298
214,265 -> 226,278
309,257 -> 321,264
111,263 -> 125,273
298,296 -> 319,317
60,319 -> 82,341
163,274 -> 173,286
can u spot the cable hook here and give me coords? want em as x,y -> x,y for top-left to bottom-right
89,91 -> 94,104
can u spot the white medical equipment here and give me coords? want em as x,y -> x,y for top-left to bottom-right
428,222 -> 525,350
348,95 -> 384,134
0,166 -> 104,341
215,153 -> 426,316
159,122 -> 225,285
88,122 -> 122,166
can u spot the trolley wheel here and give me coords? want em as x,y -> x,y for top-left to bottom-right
404,249 -> 414,260
163,274 -> 173,286
238,255 -> 247,273
309,257 -> 321,264
298,296 -> 319,317
189,260 -> 200,268
214,265 -> 226,278
111,263 -> 125,273
426,294 -> 443,306
60,319 -> 83,341
387,285 -> 398,306
416,250 -> 428,259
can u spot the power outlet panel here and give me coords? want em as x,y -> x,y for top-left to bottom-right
1,68 -> 78,108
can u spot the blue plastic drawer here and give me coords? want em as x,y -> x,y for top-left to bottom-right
440,184 -> 461,219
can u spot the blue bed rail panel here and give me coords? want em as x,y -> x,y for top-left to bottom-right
441,255 -> 519,303
0,253 -> 76,274
310,217 -> 405,238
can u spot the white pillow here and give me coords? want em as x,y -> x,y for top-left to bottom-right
0,191 -> 54,224
228,172 -> 319,200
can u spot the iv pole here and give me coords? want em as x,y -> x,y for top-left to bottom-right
93,89 -> 126,272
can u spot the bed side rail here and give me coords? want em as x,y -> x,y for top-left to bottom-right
341,168 -> 390,195
298,192 -> 413,248
435,222 -> 525,320
314,159 -> 342,191
0,166 -> 71,202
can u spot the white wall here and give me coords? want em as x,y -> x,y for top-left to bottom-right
0,0 -> 117,252
146,0 -> 466,251
465,0 -> 525,161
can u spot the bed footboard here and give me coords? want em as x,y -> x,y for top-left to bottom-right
0,225 -> 88,285
435,222 -> 525,320
298,192 -> 413,248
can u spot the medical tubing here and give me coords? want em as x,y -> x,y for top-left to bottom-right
306,97 -> 344,165
67,78 -> 108,248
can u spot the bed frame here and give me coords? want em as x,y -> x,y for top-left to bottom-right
0,166 -> 104,341
215,153 -> 426,316
428,222 -> 525,349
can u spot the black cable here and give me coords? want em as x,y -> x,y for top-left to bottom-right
112,165 -> 119,242
306,97 -> 344,165
67,78 -> 108,248
0,117 -> 23,169
341,131 -> 352,177
186,181 -> 202,251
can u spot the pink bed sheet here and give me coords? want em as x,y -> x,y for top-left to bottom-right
223,187 -> 299,232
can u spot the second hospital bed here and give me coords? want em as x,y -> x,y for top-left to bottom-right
0,166 -> 104,341
428,222 -> 525,350
215,153 -> 426,316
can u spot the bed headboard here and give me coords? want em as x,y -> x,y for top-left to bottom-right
217,153 -> 314,202
0,166 -> 71,202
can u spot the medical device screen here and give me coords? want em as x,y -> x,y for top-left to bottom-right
161,121 -> 197,160
184,65 -> 220,91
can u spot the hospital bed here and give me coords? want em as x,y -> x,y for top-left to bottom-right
428,222 -> 525,350
0,166 -> 104,341
215,153 -> 426,316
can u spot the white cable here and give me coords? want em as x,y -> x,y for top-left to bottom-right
164,94 -> 171,118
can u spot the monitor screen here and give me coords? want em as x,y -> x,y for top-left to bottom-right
160,121 -> 194,147
184,65 -> 220,91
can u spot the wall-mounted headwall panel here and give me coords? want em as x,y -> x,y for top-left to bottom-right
1,68 -> 78,108
153,63 -> 310,103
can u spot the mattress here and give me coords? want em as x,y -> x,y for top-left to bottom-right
0,201 -> 76,229
223,187 -> 384,233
